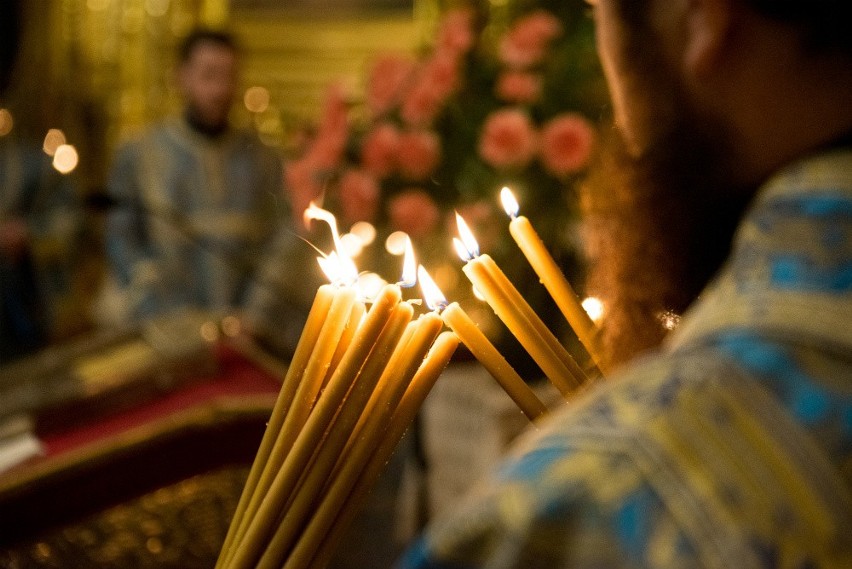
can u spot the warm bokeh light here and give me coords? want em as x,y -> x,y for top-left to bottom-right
357,272 -> 387,301
0,109 -> 13,136
472,285 -> 486,302
200,321 -> 219,343
221,315 -> 241,338
581,297 -> 604,323
52,144 -> 79,174
350,221 -> 376,246
144,0 -> 171,17
244,86 -> 271,113
385,231 -> 410,256
339,233 -> 364,258
43,129 -> 66,156
659,310 -> 681,331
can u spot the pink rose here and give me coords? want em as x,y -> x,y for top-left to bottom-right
361,122 -> 400,177
539,113 -> 596,176
495,71 -> 542,104
436,7 -> 476,56
400,83 -> 443,127
478,108 -> 538,169
366,55 -> 416,117
339,169 -> 380,224
397,130 -> 441,180
305,85 -> 349,169
498,10 -> 563,68
400,52 -> 460,126
388,189 -> 440,238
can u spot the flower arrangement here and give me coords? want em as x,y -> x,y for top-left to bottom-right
286,0 -> 607,373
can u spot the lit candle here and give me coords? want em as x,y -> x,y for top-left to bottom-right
217,283 -> 335,567
258,310 -> 442,569
294,331 -> 460,569
220,253 -> 362,568
418,265 -> 547,421
455,213 -> 585,397
500,187 -> 605,372
227,284 -> 403,569
228,284 -> 358,560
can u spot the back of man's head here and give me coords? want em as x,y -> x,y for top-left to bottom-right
178,28 -> 237,64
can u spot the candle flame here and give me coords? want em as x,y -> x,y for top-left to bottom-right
454,212 -> 480,260
418,265 -> 448,312
304,201 -> 342,254
453,238 -> 473,262
500,186 -> 519,219
399,237 -> 417,288
317,251 -> 359,287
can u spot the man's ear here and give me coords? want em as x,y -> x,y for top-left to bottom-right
684,0 -> 733,77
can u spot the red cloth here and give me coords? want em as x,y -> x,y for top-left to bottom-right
39,345 -> 281,457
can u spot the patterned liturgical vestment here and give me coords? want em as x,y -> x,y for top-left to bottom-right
106,118 -> 284,320
399,148 -> 852,568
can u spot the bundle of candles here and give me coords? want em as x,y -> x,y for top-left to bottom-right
216,188 -> 603,569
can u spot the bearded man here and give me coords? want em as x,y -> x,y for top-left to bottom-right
106,29 -> 284,322
399,0 -> 852,567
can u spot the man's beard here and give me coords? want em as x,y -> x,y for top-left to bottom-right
580,90 -> 756,369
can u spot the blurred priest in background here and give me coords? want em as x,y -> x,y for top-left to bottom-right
400,0 -> 852,567
105,28 -> 290,328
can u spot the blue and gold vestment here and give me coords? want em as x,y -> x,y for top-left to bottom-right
399,148 -> 852,568
106,118 -> 284,320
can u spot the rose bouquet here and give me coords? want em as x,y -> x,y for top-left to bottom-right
286,0 -> 607,375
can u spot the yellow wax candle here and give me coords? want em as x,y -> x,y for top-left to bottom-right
321,302 -> 365,389
217,284 -> 334,568
226,284 -> 401,569
441,302 -> 547,421
258,310 -> 439,569
507,213 -> 605,372
223,286 -> 358,566
254,301 -> 414,569
463,255 -> 583,397
292,331 -> 459,569
474,255 -> 589,387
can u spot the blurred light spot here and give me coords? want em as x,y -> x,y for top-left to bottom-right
200,321 -> 219,343
43,129 -> 66,156
244,86 -> 270,113
221,315 -> 241,337
385,231 -> 409,256
472,285 -> 486,302
350,221 -> 376,246
340,233 -> 364,258
659,310 -> 681,330
52,144 -> 79,174
0,109 -> 13,136
144,0 -> 170,17
582,297 -> 604,323
146,537 -> 163,554
358,272 -> 387,301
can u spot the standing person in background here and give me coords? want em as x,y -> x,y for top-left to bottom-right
106,28 -> 285,323
1,132 -> 81,362
400,0 -> 852,567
